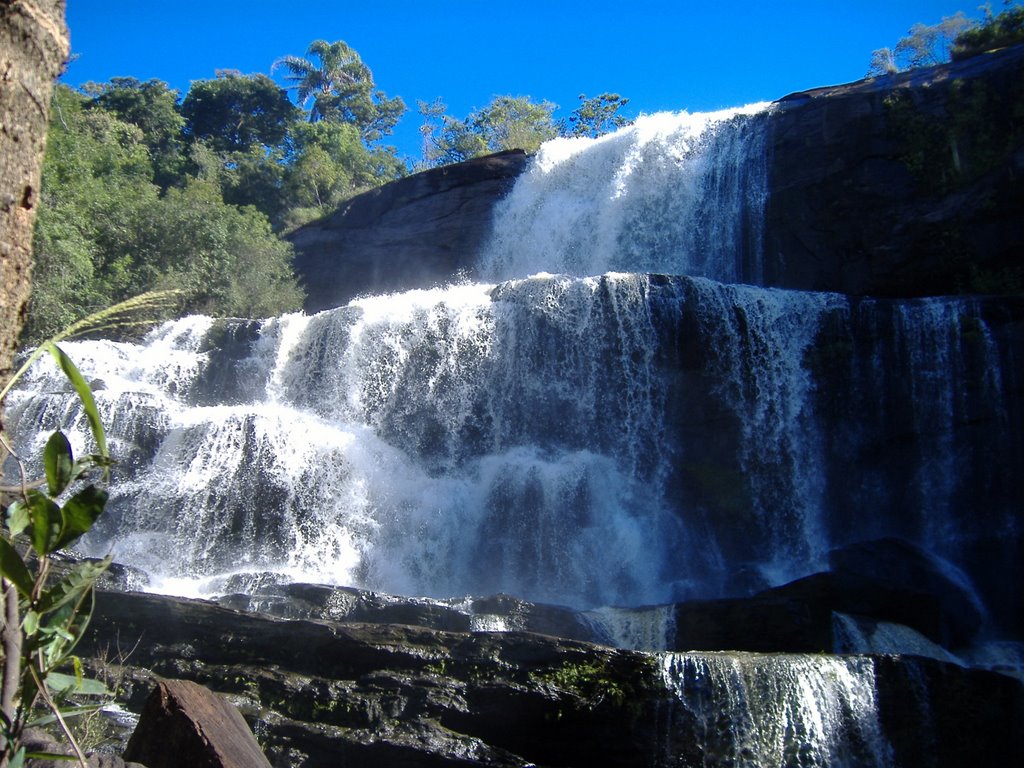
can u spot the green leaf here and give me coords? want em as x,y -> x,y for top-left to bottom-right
9,746 -> 25,768
28,703 -> 103,727
44,671 -> 109,697
22,752 -> 77,762
55,484 -> 108,550
27,491 -> 63,556
45,343 -> 108,465
44,431 -> 75,497
36,556 -> 110,616
23,610 -> 40,636
7,498 -> 31,536
0,536 -> 34,596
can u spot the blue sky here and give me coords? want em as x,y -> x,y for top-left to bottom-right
65,1 -> 978,161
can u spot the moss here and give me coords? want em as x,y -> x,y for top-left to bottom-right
885,75 -> 1024,195
533,656 -> 656,713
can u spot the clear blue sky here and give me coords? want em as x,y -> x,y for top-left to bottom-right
64,1 -> 978,161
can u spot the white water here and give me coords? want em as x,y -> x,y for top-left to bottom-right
480,105 -> 772,283
660,653 -> 894,767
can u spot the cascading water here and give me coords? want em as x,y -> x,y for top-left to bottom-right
479,105 -> 772,283
6,276 -> 1013,615
5,103 -> 1019,632
659,653 -> 893,767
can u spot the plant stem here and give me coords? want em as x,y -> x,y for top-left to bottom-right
30,664 -> 88,768
0,580 -> 21,756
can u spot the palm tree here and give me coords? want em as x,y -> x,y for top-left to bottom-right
273,39 -> 371,123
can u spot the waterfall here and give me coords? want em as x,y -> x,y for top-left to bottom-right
7,275 -> 1012,617
6,105 -> 1020,635
479,104 -> 772,283
659,653 -> 894,767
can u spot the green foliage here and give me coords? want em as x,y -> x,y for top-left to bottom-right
274,39 -> 406,143
30,34 -> 419,323
419,95 -> 559,166
84,77 -> 187,189
884,73 -> 1024,193
27,87 -> 304,343
952,2 -> 1024,60
1,340 -> 116,766
282,121 -> 404,216
181,71 -> 298,154
563,93 -> 632,138
535,659 -> 627,710
124,180 -> 304,318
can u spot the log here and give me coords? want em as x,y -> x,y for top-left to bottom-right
123,680 -> 270,768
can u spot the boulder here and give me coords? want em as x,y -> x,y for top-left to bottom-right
826,537 -> 985,646
122,680 -> 270,768
287,150 -> 530,312
216,582 -> 598,641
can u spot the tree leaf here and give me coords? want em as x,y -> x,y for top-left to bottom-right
22,751 -> 77,762
6,499 -> 31,536
27,491 -> 63,556
43,431 -> 74,497
28,703 -> 104,727
35,556 -> 110,616
55,484 -> 108,550
23,610 -> 40,636
44,343 -> 108,465
0,537 -> 34,597
45,672 -> 108,697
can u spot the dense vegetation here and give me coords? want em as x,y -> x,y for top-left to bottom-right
28,38 -> 631,343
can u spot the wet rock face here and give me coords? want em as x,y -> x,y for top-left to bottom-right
84,591 -> 671,768
763,44 -> 1024,298
81,589 -> 1023,768
287,150 -> 530,313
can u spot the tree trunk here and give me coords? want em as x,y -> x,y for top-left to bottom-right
0,0 -> 67,388
0,0 -> 68,758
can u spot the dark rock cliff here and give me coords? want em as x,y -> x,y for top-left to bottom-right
287,150 -> 529,313
763,43 -> 1024,297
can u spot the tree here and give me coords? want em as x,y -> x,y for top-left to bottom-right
181,71 -> 298,154
278,120 -> 404,230
0,0 -> 69,389
84,77 -> 186,188
0,2 -> 70,762
952,2 -> 1024,60
868,12 -> 975,75
138,180 -> 304,318
27,86 -> 158,341
563,93 -> 632,139
418,99 -> 488,167
419,96 -> 558,166
27,87 -> 304,341
274,39 -> 406,143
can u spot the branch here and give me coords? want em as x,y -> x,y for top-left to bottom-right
0,580 -> 21,753
29,664 -> 87,768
